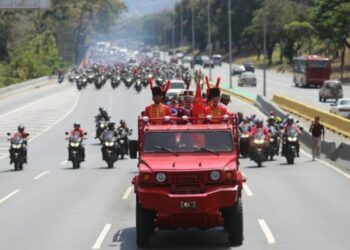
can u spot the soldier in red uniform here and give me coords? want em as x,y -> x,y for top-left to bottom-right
144,86 -> 171,124
204,87 -> 228,123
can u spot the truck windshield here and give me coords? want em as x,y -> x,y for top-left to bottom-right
144,131 -> 233,153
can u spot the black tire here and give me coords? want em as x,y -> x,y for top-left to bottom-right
14,162 -> 19,171
108,161 -> 114,169
228,197 -> 243,246
136,199 -> 155,247
257,160 -> 262,168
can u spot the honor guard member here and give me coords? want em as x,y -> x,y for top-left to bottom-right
144,85 -> 171,124
204,87 -> 228,123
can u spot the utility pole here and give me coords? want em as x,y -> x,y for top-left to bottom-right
228,0 -> 233,89
172,13 -> 175,50
180,0 -> 183,47
207,0 -> 212,81
263,0 -> 267,97
191,4 -> 195,51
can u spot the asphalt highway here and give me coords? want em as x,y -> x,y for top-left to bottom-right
0,80 -> 350,250
197,63 -> 350,113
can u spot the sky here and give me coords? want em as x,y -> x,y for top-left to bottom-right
124,0 -> 177,16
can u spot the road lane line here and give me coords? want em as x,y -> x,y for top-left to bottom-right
0,189 -> 20,205
61,160 -> 68,165
243,183 -> 253,196
258,219 -> 275,244
300,149 -> 350,180
122,186 -> 133,200
33,171 -> 50,180
92,224 -> 112,249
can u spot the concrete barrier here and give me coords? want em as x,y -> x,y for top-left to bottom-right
256,95 -> 286,119
273,94 -> 350,138
0,76 -> 54,100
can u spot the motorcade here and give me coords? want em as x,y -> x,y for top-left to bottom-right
319,80 -> 343,102
130,116 -> 244,247
232,64 -> 246,76
330,98 -> 350,119
212,54 -> 223,66
238,72 -> 257,87
293,55 -> 331,88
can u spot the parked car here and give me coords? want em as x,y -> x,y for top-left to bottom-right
182,55 -> 193,64
202,55 -> 214,68
319,80 -> 343,102
166,79 -> 186,99
176,52 -> 184,60
212,54 -> 223,66
232,64 -> 246,76
330,98 -> 350,119
238,72 -> 257,86
244,63 -> 255,72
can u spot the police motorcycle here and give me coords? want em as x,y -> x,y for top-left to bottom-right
7,132 -> 29,171
267,125 -> 280,161
124,73 -> 133,89
65,131 -> 87,169
87,70 -> 96,84
101,129 -> 119,168
58,71 -> 64,84
238,124 -> 251,158
134,78 -> 142,93
283,127 -> 299,165
111,72 -> 121,89
250,129 -> 269,168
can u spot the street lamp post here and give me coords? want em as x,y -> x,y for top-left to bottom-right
208,0 -> 212,81
180,0 -> 183,47
263,0 -> 267,97
228,0 -> 232,89
191,4 -> 195,51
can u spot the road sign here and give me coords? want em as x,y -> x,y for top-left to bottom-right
0,0 -> 50,9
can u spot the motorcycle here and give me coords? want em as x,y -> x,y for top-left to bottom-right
117,127 -> 132,160
66,131 -> 87,169
268,125 -> 280,161
95,117 -> 108,142
124,76 -> 133,89
7,132 -> 29,171
134,80 -> 142,93
284,127 -> 299,164
101,130 -> 119,168
239,124 -> 251,158
250,129 -> 268,167
58,73 -> 64,84
111,75 -> 121,89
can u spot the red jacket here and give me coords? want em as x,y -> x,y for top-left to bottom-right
13,132 -> 28,139
70,128 -> 85,138
250,126 -> 270,137
144,103 -> 172,124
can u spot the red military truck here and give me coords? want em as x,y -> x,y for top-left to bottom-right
129,115 -> 244,247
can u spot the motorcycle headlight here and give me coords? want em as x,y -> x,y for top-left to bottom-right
70,142 -> 79,147
156,172 -> 167,183
210,171 -> 221,181
254,139 -> 264,144
288,137 -> 297,142
119,140 -> 124,144
12,144 -> 21,149
105,142 -> 114,147
270,138 -> 274,142
241,134 -> 250,138
100,124 -> 105,129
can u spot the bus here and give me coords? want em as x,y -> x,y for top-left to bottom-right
293,55 -> 331,87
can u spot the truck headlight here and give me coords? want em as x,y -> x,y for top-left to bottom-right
156,172 -> 167,183
210,171 -> 221,181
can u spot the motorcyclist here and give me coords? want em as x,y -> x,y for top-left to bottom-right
281,116 -> 301,157
95,107 -> 110,123
68,122 -> 86,161
250,118 -> 270,138
9,124 -> 28,164
239,116 -> 252,133
101,122 -> 119,160
269,111 -> 282,124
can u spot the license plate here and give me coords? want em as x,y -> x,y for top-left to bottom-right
180,201 -> 196,209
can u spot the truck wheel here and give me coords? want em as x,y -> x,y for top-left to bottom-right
136,200 -> 154,247
228,197 -> 243,246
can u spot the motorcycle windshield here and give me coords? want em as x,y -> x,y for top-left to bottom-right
286,127 -> 298,137
253,129 -> 265,140
70,132 -> 82,143
103,131 -> 116,142
241,125 -> 250,133
11,135 -> 23,144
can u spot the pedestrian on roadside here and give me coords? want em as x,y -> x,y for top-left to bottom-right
309,116 -> 325,160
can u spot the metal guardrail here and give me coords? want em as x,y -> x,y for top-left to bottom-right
273,94 -> 350,138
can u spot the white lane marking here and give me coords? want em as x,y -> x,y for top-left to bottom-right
0,92 -> 80,160
122,186 -> 133,200
300,149 -> 350,180
258,219 -> 275,244
33,171 -> 50,180
61,160 -> 68,165
92,224 -> 112,249
0,189 -> 20,205
243,183 -> 253,197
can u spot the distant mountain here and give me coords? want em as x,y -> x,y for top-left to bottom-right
124,0 -> 176,16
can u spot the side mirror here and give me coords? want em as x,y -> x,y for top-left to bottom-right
7,132 -> 11,136
26,133 -> 30,136
65,132 -> 69,135
129,140 -> 138,159
84,132 -> 87,136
